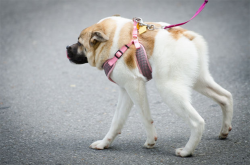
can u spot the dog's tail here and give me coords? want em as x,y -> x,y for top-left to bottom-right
184,31 -> 209,76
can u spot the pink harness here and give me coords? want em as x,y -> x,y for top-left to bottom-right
103,0 -> 208,83
103,42 -> 152,83
103,20 -> 152,83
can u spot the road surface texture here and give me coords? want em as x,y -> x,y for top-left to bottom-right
1,0 -> 249,164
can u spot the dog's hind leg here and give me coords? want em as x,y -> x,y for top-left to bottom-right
124,80 -> 157,148
194,74 -> 233,139
155,80 -> 205,157
90,87 -> 133,150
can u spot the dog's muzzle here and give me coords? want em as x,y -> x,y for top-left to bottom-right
66,45 -> 88,64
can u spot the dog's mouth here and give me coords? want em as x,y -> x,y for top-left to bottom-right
66,50 -> 74,64
66,50 -> 71,60
66,46 -> 72,60
66,51 -> 77,64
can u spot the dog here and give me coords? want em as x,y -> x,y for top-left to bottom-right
66,16 -> 233,157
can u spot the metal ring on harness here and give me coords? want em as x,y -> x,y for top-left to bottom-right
147,24 -> 155,30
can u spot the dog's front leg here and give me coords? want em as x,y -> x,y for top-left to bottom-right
90,87 -> 133,150
125,80 -> 157,148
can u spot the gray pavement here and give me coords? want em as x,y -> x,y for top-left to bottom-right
0,0 -> 249,164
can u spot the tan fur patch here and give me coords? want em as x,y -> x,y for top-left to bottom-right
183,32 -> 195,41
138,22 -> 159,58
118,22 -> 133,48
99,18 -> 117,63
121,22 -> 159,66
79,18 -> 117,69
118,22 -> 137,69
124,46 -> 137,69
145,22 -> 162,29
98,44 -> 106,57
167,27 -> 187,40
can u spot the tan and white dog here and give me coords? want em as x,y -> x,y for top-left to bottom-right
66,16 -> 233,157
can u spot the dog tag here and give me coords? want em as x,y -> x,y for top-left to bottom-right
139,26 -> 147,34
137,23 -> 140,30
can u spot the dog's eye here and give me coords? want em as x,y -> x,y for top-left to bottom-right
77,41 -> 82,46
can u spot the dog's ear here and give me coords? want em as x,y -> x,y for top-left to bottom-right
90,31 -> 109,46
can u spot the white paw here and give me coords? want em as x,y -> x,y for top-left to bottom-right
89,140 -> 109,150
144,142 -> 156,148
175,148 -> 192,157
143,125 -> 157,149
219,126 -> 232,139
143,137 -> 157,149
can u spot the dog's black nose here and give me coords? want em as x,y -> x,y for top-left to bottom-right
66,46 -> 71,50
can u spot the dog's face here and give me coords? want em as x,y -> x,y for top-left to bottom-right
66,26 -> 109,66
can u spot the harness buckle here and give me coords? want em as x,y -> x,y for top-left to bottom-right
115,50 -> 123,59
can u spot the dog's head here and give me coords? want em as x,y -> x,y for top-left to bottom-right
66,25 -> 109,66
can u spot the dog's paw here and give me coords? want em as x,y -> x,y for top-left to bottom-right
175,148 -> 192,157
219,126 -> 232,139
143,125 -> 157,149
89,140 -> 109,150
144,140 -> 156,149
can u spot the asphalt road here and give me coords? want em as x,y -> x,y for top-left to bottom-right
0,0 -> 249,164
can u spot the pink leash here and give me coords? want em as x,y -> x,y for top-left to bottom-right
164,0 -> 208,29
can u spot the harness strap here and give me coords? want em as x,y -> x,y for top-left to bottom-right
135,44 -> 152,81
108,41 -> 133,66
133,20 -> 138,38
164,0 -> 208,29
103,41 -> 132,83
132,20 -> 141,49
103,43 -> 152,83
108,20 -> 141,66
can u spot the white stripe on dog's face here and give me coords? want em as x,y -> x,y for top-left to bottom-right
108,17 -> 131,58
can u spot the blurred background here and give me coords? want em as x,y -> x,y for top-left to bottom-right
0,0 -> 249,164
